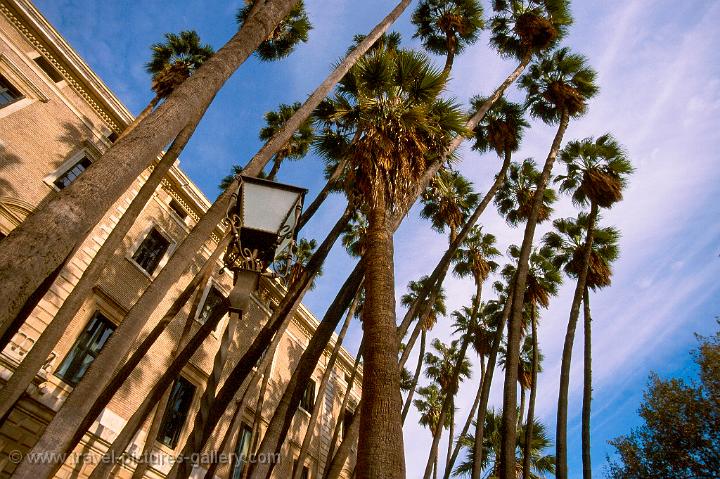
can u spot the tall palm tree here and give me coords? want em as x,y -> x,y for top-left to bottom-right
415,384 -> 452,479
412,0 -> 485,73
259,102 -> 315,180
495,158 -> 557,227
454,411 -> 555,478
120,31 -> 213,140
236,0 -> 312,61
401,277 -> 448,423
342,210 -> 369,258
0,0 -> 415,365
336,44 -> 466,478
453,226 -> 501,299
422,169 -> 480,243
549,133 -> 631,479
500,47 -> 598,477
423,338 -> 472,479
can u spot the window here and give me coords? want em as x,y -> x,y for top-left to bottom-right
0,74 -> 23,108
292,460 -> 310,479
157,376 -> 196,448
197,286 -> 225,325
0,231 -> 5,241
298,379 -> 316,414
131,228 -> 171,275
53,155 -> 91,190
55,312 -> 115,386
341,408 -> 354,439
106,131 -> 119,143
231,424 -> 253,479
33,56 -> 63,83
168,199 -> 188,221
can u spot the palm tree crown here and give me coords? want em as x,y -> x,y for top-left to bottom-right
556,133 -> 633,208
236,0 -> 312,61
415,384 -> 453,433
489,0 -> 572,60
425,338 -> 472,396
520,47 -> 598,123
421,169 -> 479,242
146,31 -> 214,100
543,215 -> 620,290
453,225 -> 501,287
341,210 -> 369,258
402,277 -> 447,331
260,102 -> 314,180
412,0 -> 484,58
495,158 -> 557,226
471,96 -> 529,156
452,303 -> 495,358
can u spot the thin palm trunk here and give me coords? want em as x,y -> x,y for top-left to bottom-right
422,339 -> 470,479
445,404 -> 455,470
582,280 -> 593,479
297,156 -> 350,232
556,202 -> 598,479
433,455 -> 438,479
266,155 -> 284,181
0,0 -> 413,366
500,110 -> 570,477
519,386 -> 526,426
442,35 -> 456,76
472,283 -> 514,479
401,329 -> 427,423
0,119 -> 201,423
117,96 -> 160,142
203,396 -> 244,479
241,268 -> 366,479
323,342 -> 363,477
522,306 -> 539,479
291,285 -> 362,479
0,0 -> 303,337
324,403 -> 361,479
443,361 -> 484,479
357,198 -> 405,479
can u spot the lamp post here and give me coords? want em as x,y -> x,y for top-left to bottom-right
222,175 -> 307,312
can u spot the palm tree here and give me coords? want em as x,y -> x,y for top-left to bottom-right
422,169 -> 480,243
495,158 -> 557,227
500,47 -> 598,477
454,226 -> 501,299
415,384 -> 451,479
261,102 -> 315,180
549,133 -> 631,479
0,0 -> 415,363
237,0 -> 312,61
401,277 -> 448,423
274,237 -> 322,288
342,210 -> 369,258
119,31 -> 213,140
336,44 -> 466,478
453,411 -> 555,478
412,0 -> 484,73
423,338 -> 472,479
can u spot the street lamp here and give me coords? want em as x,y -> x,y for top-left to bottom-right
223,175 -> 307,313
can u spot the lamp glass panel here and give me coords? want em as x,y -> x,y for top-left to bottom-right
242,182 -> 301,234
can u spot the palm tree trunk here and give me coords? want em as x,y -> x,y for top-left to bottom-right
433,455 -> 438,479
238,267 -> 365,479
445,403 -> 455,470
291,285 -> 362,479
522,306 -> 539,479
323,342 -> 363,477
582,287 -> 593,479
266,155 -> 284,181
401,329 -> 426,423
443,363 -> 484,479
472,282 -> 514,479
356,199 -> 405,479
0,119 -> 201,423
519,385 -> 526,426
0,0 -> 304,336
442,34 -> 457,76
203,396 -> 244,479
500,110 -> 570,478
556,201 -> 598,479
422,339 -> 470,479
116,96 -> 160,142
324,403 -> 361,479
297,156 -> 350,232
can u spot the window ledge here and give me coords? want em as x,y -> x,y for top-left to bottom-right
125,256 -> 155,280
0,97 -> 32,119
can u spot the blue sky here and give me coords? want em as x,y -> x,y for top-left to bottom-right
36,0 -> 720,477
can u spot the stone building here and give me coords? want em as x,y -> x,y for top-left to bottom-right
0,0 -> 360,477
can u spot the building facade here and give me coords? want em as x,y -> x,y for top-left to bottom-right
0,1 -> 360,477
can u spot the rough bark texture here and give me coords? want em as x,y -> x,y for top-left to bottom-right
522,306 -> 539,479
247,266 -> 364,479
291,286 -> 360,479
500,111 -> 570,478
401,329 -> 426,422
555,202 -> 597,479
356,200 -> 405,479
0,0 -> 301,335
0,120 -> 200,422
324,403 -> 361,479
582,288 -> 592,479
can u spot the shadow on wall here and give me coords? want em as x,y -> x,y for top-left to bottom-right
0,143 -> 21,197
